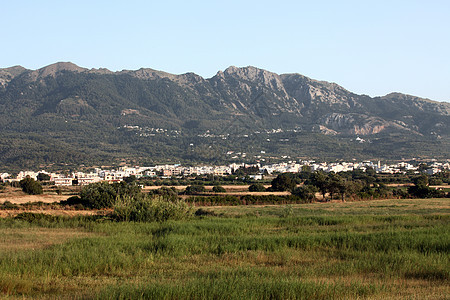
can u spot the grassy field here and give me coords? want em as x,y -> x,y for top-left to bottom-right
0,198 -> 448,299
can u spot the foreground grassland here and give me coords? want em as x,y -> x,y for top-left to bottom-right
0,199 -> 449,299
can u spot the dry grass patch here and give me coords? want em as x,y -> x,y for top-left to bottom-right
0,209 -> 100,218
0,228 -> 94,251
0,194 -> 69,204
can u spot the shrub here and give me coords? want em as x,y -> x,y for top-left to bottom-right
37,173 -> 51,181
212,185 -> 226,193
80,182 -> 117,209
270,174 -> 296,192
60,196 -> 87,208
429,178 -> 443,186
79,181 -> 142,209
392,188 -> 409,199
14,212 -> 57,223
19,177 -> 43,195
194,208 -> 217,217
113,195 -> 193,222
184,185 -> 206,195
248,183 -> 266,192
280,205 -> 294,218
149,187 -> 179,200
292,185 -> 318,202
0,201 -> 18,210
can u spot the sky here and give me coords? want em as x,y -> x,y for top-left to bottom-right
1,0 -> 449,102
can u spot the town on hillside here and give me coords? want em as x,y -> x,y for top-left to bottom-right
1,160 -> 449,186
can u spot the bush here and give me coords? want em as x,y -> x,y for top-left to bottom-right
194,208 -> 217,217
14,212 -> 57,223
184,185 -> 206,195
60,196 -> 87,208
270,174 -> 296,192
429,178 -> 443,186
37,173 -> 51,181
79,181 -> 142,209
212,185 -> 226,193
19,177 -> 43,195
392,188 -> 409,199
248,183 -> 266,192
113,195 -> 193,222
80,182 -> 117,209
408,185 -> 446,198
149,187 -> 179,200
292,185 -> 318,202
0,201 -> 18,210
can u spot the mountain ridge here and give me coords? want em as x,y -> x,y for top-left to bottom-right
1,62 -> 446,104
0,62 -> 448,171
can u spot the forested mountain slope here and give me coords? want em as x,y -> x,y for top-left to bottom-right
0,62 -> 448,171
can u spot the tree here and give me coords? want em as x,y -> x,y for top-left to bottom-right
292,185 -> 318,202
326,173 -> 342,200
365,166 -> 377,177
270,174 -> 296,192
374,183 -> 390,198
417,163 -> 429,172
336,179 -> 352,202
299,165 -> 312,181
248,183 -> 266,192
407,174 -> 444,198
309,171 -> 329,200
338,180 -> 362,202
413,174 -> 429,188
123,175 -> 137,184
37,173 -> 51,181
19,177 -> 43,195
80,182 -> 117,209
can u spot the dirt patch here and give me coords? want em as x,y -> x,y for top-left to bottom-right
0,194 -> 70,204
143,186 -> 188,191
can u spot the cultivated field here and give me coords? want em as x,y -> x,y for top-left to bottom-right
0,198 -> 448,299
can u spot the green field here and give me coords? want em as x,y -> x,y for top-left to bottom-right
0,198 -> 449,299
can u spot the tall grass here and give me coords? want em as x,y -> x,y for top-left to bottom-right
0,199 -> 448,298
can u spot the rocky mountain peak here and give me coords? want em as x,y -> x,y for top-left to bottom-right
36,62 -> 87,78
0,65 -> 27,76
222,66 -> 286,92
0,66 -> 28,87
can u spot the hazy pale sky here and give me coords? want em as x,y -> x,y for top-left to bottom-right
1,0 -> 449,102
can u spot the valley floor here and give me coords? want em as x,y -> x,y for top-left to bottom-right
0,198 -> 448,299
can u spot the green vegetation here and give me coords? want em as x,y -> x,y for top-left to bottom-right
36,173 -> 50,181
184,185 -> 206,195
0,198 -> 448,299
248,183 -> 266,192
212,185 -> 226,193
113,195 -> 193,222
79,181 -> 142,209
1,65 -> 449,172
19,177 -> 43,195
270,174 -> 296,191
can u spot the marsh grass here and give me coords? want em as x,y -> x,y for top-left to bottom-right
0,198 -> 448,299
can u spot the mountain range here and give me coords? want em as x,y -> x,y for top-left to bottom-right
0,62 -> 449,171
